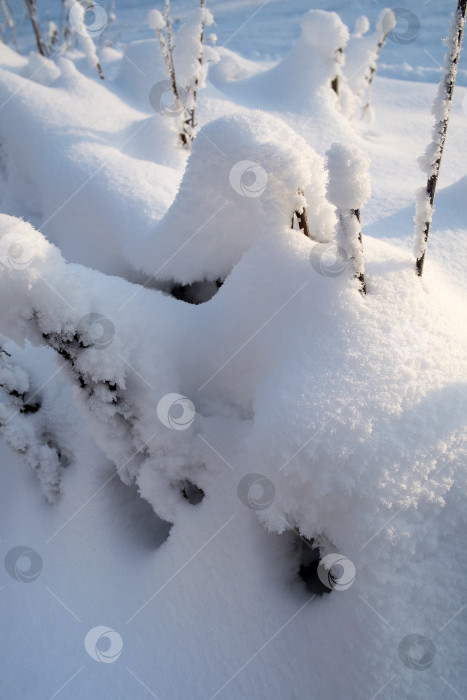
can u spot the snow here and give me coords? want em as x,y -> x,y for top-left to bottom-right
326,142 -> 371,209
220,9 -> 350,114
353,15 -> 370,38
147,9 -> 165,32
326,142 -> 370,284
172,7 -> 217,89
414,3 -> 466,265
414,187 -> 433,261
65,0 -> 103,76
419,6 -> 466,179
0,2 -> 466,700
137,111 -> 336,283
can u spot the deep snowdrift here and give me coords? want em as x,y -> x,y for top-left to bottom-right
0,3 -> 466,700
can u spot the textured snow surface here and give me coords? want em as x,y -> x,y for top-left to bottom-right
0,3 -> 466,700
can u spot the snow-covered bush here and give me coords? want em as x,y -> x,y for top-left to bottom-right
0,199 -> 464,560
249,10 -> 350,112
343,9 -> 396,122
65,0 -> 105,79
149,0 -> 219,146
220,8 -> 393,127
0,108 -> 338,515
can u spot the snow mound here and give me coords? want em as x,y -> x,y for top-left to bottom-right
209,47 -> 268,85
0,59 -> 180,278
0,4 -> 467,698
299,9 -> 349,57
115,38 -> 167,111
221,10 -> 350,114
0,211 -> 465,541
135,112 -> 336,284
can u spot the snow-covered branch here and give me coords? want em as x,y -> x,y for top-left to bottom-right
148,3 -> 179,105
414,0 -> 466,276
149,0 -> 218,147
0,342 -> 63,501
326,142 -> 371,294
0,0 -> 19,52
0,214 -> 189,519
24,0 -> 48,57
65,0 -> 105,79
342,9 -> 395,122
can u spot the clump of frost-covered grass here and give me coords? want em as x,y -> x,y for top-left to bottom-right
211,8 -> 395,127
148,1 -> 219,146
64,0 -> 104,79
343,8 -> 396,122
327,142 -> 371,293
